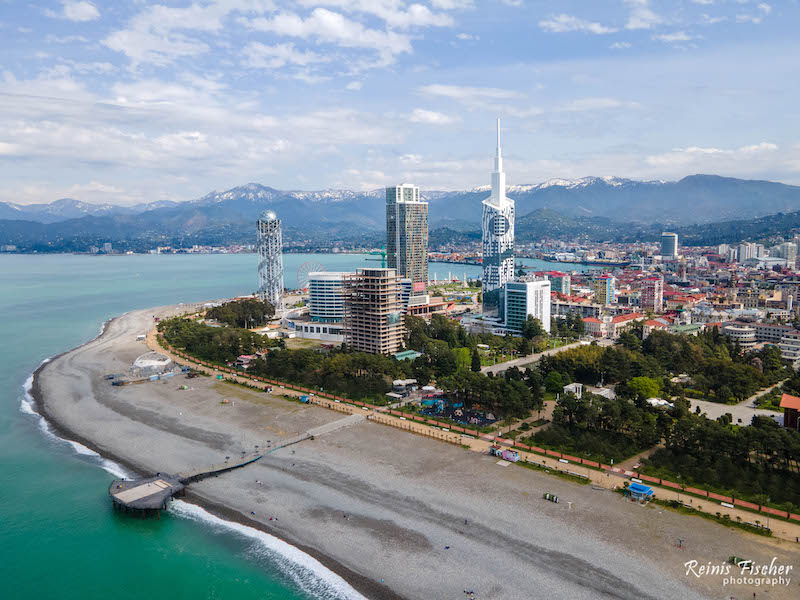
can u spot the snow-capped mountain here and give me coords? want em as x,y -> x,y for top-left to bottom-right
4,175 -> 800,230
469,176 -> 666,194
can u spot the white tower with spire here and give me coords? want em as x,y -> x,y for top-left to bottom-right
481,119 -> 515,319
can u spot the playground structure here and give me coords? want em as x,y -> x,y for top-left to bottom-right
419,396 -> 498,428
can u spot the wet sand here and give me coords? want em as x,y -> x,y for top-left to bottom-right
34,306 -> 799,600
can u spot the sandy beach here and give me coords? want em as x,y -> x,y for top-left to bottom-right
34,305 -> 798,600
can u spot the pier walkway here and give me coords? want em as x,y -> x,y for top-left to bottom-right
109,452 -> 262,515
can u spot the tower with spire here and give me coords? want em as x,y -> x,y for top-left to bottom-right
481,119 -> 515,319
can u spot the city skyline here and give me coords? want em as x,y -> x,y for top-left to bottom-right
2,1 -> 800,207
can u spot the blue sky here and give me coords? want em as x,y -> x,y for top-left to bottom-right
1,0 -> 799,205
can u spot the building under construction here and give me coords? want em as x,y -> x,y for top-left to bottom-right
257,210 -> 284,311
343,268 -> 406,355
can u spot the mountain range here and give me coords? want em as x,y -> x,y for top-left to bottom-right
3,175 -> 800,251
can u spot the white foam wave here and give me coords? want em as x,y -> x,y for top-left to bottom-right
171,501 -> 368,600
20,362 -> 134,480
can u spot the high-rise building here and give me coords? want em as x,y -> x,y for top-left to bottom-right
593,275 -> 616,306
738,242 -> 757,263
308,272 -> 347,323
660,232 -> 678,258
386,184 -> 428,303
504,279 -> 551,333
102,242 -> 112,253
773,242 -> 798,267
343,268 -> 406,355
481,119 -> 515,318
545,271 -> 571,295
641,277 -> 664,313
257,210 -> 284,310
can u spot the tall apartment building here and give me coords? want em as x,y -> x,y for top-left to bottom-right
641,277 -> 664,313
386,184 -> 428,304
308,272 -> 347,323
593,275 -> 616,306
738,242 -> 757,263
343,268 -> 406,355
773,242 -> 798,267
504,279 -> 551,333
545,271 -> 571,295
482,119 -> 515,319
660,232 -> 678,258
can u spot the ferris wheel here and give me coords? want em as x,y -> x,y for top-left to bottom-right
297,262 -> 326,291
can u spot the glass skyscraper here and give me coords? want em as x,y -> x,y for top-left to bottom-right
386,184 -> 429,302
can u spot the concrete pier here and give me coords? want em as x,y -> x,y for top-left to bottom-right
109,452 -> 262,516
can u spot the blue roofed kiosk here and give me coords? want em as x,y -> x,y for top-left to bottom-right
625,482 -> 654,505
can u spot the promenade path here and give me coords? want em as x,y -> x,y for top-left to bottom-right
147,328 -> 800,542
481,340 -> 586,375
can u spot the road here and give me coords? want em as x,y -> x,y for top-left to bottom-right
481,340 -> 587,375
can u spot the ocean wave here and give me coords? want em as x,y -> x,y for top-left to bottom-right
20,363 -> 133,480
171,501 -> 368,600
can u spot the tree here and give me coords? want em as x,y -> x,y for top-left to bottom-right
471,347 -> 481,372
627,376 -> 661,401
544,371 -> 564,393
521,316 -> 546,340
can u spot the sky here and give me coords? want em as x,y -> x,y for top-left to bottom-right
1,0 -> 800,206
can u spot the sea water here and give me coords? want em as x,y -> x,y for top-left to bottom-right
0,253 -> 596,600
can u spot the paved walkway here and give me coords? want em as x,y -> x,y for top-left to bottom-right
616,444 -> 663,471
481,341 -> 586,375
688,379 -> 787,425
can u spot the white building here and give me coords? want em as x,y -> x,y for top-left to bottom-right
660,232 -> 678,258
308,272 -> 348,323
257,210 -> 284,310
481,119 -> 515,319
503,279 -> 551,333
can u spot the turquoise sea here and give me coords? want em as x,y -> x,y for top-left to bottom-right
0,253 -> 598,600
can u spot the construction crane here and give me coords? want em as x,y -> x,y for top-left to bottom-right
366,245 -> 387,268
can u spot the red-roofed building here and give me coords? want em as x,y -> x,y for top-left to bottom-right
582,313 -> 644,339
780,394 -> 800,430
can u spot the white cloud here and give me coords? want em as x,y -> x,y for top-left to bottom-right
645,141 -> 778,168
539,14 -> 617,35
60,1 -> 100,22
103,1 -> 276,66
653,31 -> 695,43
691,0 -> 715,5
409,108 -> 457,124
345,81 -> 363,90
295,1 -> 454,29
557,97 -> 641,112
758,3 -> 773,15
419,83 -> 520,101
241,9 -> 413,64
624,0 -> 662,30
456,32 -> 478,40
242,42 -> 328,69
430,0 -> 474,8
610,41 -> 632,49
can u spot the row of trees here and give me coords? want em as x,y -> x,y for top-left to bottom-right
206,298 -> 275,328
645,415 -> 800,506
540,329 -> 788,403
159,317 -> 282,363
523,391 -> 665,464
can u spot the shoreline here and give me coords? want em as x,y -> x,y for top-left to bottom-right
30,304 -> 799,600
29,316 -> 399,600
